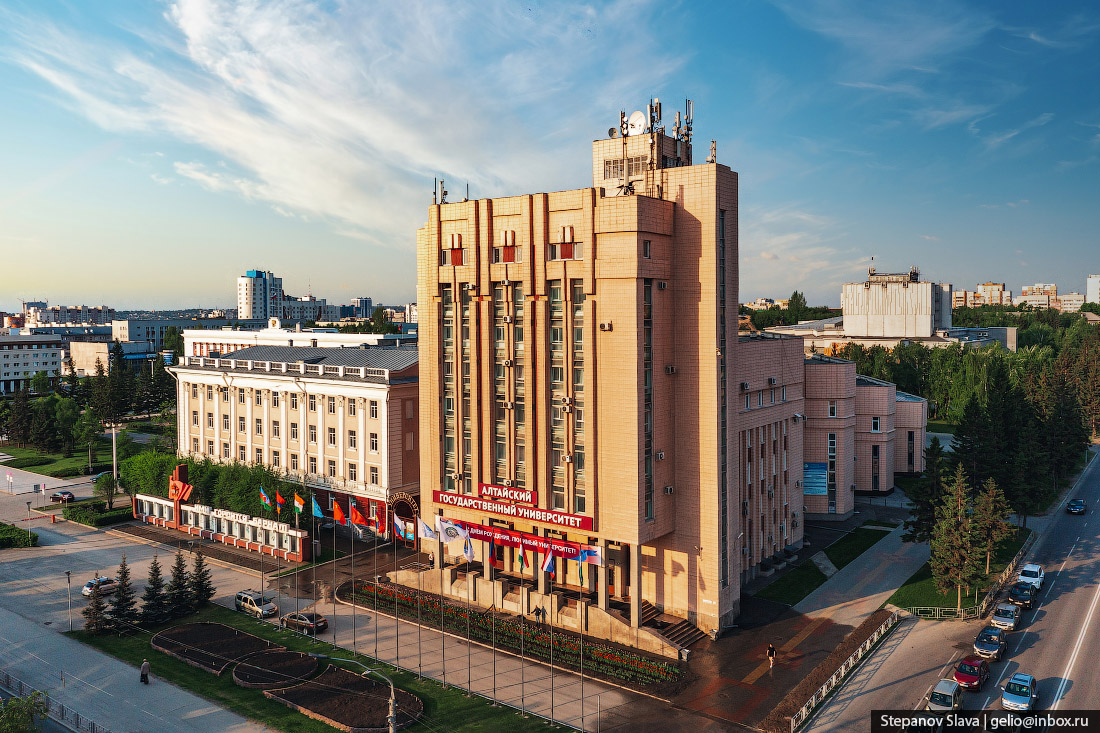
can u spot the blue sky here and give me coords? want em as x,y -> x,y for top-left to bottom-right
1,0 -> 1097,311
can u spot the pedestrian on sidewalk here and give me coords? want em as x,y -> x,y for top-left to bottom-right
428,553 -> 435,570
140,659 -> 151,684
767,644 -> 777,668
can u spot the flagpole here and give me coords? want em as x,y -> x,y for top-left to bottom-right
294,497 -> 299,617
490,537 -> 496,705
465,542 -> 472,697
394,516 -> 400,671
439,519 -> 446,690
350,499 -> 357,655
332,515 -> 338,649
579,567 -> 585,731
549,553 -> 555,727
373,508 -> 379,659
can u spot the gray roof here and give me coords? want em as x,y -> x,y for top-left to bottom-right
222,345 -> 418,371
855,374 -> 895,388
896,390 -> 925,403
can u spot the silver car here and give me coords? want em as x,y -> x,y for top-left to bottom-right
81,577 -> 118,597
990,603 -> 1019,631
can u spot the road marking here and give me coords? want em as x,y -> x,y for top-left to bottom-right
742,615 -> 829,684
1052,573 -> 1100,709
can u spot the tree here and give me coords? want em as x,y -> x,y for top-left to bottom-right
82,582 -> 110,635
166,550 -> 193,618
190,550 -> 215,607
108,554 -> 138,631
30,370 -> 51,394
63,355 -> 81,401
140,554 -> 170,625
0,690 -> 49,730
163,327 -> 184,363
54,397 -> 79,458
787,290 -> 808,323
902,437 -> 945,543
29,395 -> 60,454
74,409 -> 101,470
930,465 -> 982,612
94,473 -> 119,511
108,341 -> 133,419
971,478 -> 1014,574
90,358 -> 111,422
7,389 -> 33,448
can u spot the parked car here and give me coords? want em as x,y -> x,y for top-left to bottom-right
952,656 -> 990,691
81,577 -> 118,597
280,612 -> 328,634
973,626 -> 1007,661
1016,563 -> 1044,590
1008,582 -> 1035,609
926,678 -> 963,712
234,590 -> 278,618
990,603 -> 1020,631
50,491 -> 76,504
1000,672 -> 1039,711
1066,499 -> 1086,515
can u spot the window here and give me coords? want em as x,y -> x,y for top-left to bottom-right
222,442 -> 230,459
206,412 -> 214,428
239,446 -> 246,461
291,454 -> 299,470
255,418 -> 263,435
327,460 -> 336,478
206,440 -> 213,454
871,416 -> 880,432
871,444 -> 880,491
272,392 -> 280,408
348,399 -> 356,416
222,388 -> 229,402
642,239 -> 651,258
348,464 -> 357,481
645,484 -> 654,521
828,400 -> 837,417
207,385 -> 213,400
238,388 -> 245,404
745,393 -> 750,409
255,447 -> 263,463
255,392 -> 262,406
192,437 -> 199,452
770,388 -> 775,404
191,384 -> 198,399
328,427 -> 336,446
238,416 -> 246,432
309,457 -> 317,473
192,411 -> 199,427
272,420 -> 280,438
272,450 -> 280,467
370,466 -> 379,484
348,430 -> 357,449
757,391 -> 763,407
370,433 -> 379,452
309,425 -> 317,443
290,393 -> 298,409
781,385 -> 786,402
290,422 -> 298,440
328,397 -> 336,414
370,400 -> 378,419
309,395 -> 316,412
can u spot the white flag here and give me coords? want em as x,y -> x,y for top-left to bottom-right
435,517 -> 469,544
463,538 -> 475,563
416,516 -> 437,541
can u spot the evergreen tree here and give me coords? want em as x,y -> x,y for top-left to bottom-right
190,550 -> 215,607
108,555 -> 138,631
8,389 -> 33,448
140,554 -> 170,625
29,396 -> 60,453
54,397 -> 79,458
787,290 -> 808,323
166,550 -> 193,618
63,355 -> 81,401
951,398 -> 990,487
902,437 -> 945,543
971,478 -> 1014,574
930,465 -> 982,612
74,409 -> 101,469
108,341 -> 133,419
90,359 -> 111,422
82,583 -> 109,635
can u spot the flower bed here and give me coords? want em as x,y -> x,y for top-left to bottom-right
341,581 -> 681,685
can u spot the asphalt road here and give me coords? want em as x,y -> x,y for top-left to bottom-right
807,448 -> 1100,730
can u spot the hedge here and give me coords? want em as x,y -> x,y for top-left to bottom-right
53,464 -> 113,478
63,504 -> 134,527
0,523 -> 39,548
1,456 -> 52,469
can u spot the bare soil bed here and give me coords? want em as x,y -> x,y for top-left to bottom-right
151,622 -> 284,675
233,650 -> 319,689
266,665 -> 423,732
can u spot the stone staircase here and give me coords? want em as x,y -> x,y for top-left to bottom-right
661,619 -> 708,648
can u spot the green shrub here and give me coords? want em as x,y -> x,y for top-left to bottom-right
0,523 -> 39,548
62,504 -> 132,527
2,456 -> 52,469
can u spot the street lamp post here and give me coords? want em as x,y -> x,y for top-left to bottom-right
309,655 -> 396,733
65,571 -> 73,631
26,501 -> 31,521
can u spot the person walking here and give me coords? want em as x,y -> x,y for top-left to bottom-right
140,659 -> 151,684
428,553 -> 435,570
767,644 -> 777,669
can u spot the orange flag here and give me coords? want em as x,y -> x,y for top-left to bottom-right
348,502 -> 368,526
332,501 -> 346,525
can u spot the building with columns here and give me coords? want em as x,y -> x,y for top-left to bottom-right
169,345 -> 420,534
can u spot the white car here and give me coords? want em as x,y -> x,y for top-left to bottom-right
81,577 -> 118,597
990,603 -> 1020,631
1016,563 -> 1044,590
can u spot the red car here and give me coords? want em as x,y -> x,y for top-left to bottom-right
953,655 -> 990,691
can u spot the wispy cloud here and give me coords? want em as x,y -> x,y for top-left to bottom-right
978,199 -> 1029,209
979,111 -> 1054,149
920,234 -> 940,241
3,0 -> 685,248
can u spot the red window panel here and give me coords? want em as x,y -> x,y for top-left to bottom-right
451,248 -> 463,266
503,246 -> 515,263
560,242 -> 573,260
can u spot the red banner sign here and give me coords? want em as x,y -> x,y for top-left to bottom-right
456,520 -> 580,558
478,482 -> 535,505
433,490 -> 593,531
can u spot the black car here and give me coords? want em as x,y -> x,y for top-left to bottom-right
280,612 -> 328,634
50,490 -> 76,503
1008,582 -> 1035,609
1066,499 -> 1086,515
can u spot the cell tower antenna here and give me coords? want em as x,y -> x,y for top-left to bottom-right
439,179 -> 448,204
433,177 -> 437,205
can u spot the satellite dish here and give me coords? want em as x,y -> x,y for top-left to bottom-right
608,127 -> 619,139
627,110 -> 647,136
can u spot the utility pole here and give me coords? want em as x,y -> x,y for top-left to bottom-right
65,571 -> 73,631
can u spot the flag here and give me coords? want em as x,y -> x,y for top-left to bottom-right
416,517 -> 438,541
394,516 -> 413,541
349,502 -> 368,526
311,496 -> 324,518
488,537 -> 498,569
541,551 -> 555,574
275,490 -> 286,510
293,493 -> 305,514
332,501 -> 346,525
259,487 -> 272,509
463,538 -> 475,563
435,517 -> 469,544
517,549 -> 528,572
577,544 -> 604,566
578,559 -> 584,584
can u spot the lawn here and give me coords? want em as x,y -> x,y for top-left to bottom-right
755,562 -> 828,606
824,528 -> 890,571
861,519 -> 899,529
886,528 -> 1033,610
926,420 -> 957,435
69,603 -> 569,732
1,442 -> 113,478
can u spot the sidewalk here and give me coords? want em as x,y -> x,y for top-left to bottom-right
0,605 -> 262,733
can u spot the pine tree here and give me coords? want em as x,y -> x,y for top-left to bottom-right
902,437 -> 945,543
90,358 -> 111,422
82,583 -> 109,635
930,464 -> 982,612
166,550 -> 193,618
971,478 -> 1014,575
140,554 -> 170,626
8,389 -> 33,448
951,398 -> 990,488
108,555 -> 138,631
190,550 -> 215,607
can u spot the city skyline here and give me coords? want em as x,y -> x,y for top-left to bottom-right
2,0 -> 1098,311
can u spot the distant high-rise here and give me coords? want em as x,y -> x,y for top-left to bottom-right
1087,275 -> 1100,305
350,297 -> 373,319
237,270 -> 283,320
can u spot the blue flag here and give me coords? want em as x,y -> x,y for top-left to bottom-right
311,496 -> 324,518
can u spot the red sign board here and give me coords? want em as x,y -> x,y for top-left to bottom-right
478,482 -> 535,505
457,521 -> 580,558
432,490 -> 593,531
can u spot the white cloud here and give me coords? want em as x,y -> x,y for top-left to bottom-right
920,234 -> 940,241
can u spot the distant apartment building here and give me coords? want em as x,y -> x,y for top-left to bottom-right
183,321 -> 415,358
1056,292 -> 1084,313
350,297 -> 374,319
0,335 -> 64,394
743,297 -> 790,311
403,303 -> 418,324
977,282 -> 1011,305
1087,275 -> 1100,305
25,304 -> 114,326
237,269 -> 339,322
841,267 -> 952,338
112,318 -> 233,352
67,341 -> 160,376
170,345 -> 420,536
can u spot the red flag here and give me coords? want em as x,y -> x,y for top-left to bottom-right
275,490 -> 286,509
332,501 -> 346,525
349,503 -> 368,526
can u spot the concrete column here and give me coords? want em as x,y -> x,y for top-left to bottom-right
630,542 -> 641,628
597,538 -> 609,611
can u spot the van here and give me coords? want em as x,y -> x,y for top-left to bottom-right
926,678 -> 962,712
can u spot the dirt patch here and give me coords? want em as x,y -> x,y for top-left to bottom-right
151,622 -> 284,675
266,665 -> 423,732
233,650 -> 319,689
759,609 -> 895,733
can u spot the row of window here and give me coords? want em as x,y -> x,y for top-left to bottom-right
189,384 -> 380,418
744,386 -> 787,409
188,438 -> 381,483
189,412 -> 381,451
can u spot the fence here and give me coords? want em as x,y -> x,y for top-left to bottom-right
905,531 -> 1036,621
0,669 -> 111,733
789,609 -> 901,732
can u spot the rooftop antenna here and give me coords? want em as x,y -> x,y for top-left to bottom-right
464,181 -> 469,202
706,140 -> 716,164
433,177 -> 437,205
439,179 -> 448,204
